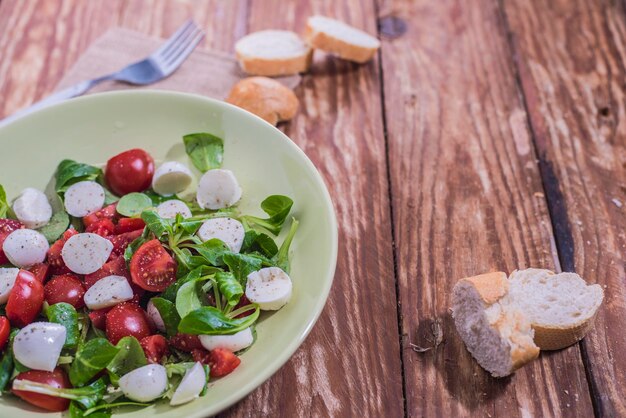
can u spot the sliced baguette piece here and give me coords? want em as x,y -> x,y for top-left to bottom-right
235,30 -> 313,76
452,272 -> 540,377
227,77 -> 298,125
508,268 -> 604,350
305,15 -> 381,63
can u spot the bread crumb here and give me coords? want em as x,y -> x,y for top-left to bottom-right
534,192 -> 545,198
612,198 -> 622,208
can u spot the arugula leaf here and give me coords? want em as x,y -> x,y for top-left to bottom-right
83,401 -> 149,416
45,302 -> 79,349
183,132 -> 224,172
242,195 -> 293,235
69,401 -> 111,418
162,265 -> 220,302
176,276 -> 210,318
140,209 -> 172,239
241,230 -> 279,258
177,305 -> 259,335
0,184 -> 11,218
38,209 -> 70,243
123,227 -> 151,265
116,193 -> 153,217
274,218 -> 299,272
191,238 -> 229,266
106,337 -> 147,384
151,297 -> 181,337
13,378 -> 107,409
215,272 -> 243,307
55,160 -> 102,194
0,345 -> 13,391
70,338 -> 120,387
174,213 -> 203,235
223,252 -> 263,285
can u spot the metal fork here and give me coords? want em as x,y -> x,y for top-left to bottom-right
0,20 -> 204,126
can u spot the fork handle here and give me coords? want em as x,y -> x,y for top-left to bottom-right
0,75 -> 113,127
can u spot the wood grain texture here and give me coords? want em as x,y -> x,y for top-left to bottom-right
378,0 -> 595,416
502,0 -> 626,415
219,1 -> 406,416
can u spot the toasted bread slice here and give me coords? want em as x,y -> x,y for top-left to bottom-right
235,30 -> 312,76
226,77 -> 298,126
452,272 -> 540,377
508,269 -> 604,350
305,15 -> 380,63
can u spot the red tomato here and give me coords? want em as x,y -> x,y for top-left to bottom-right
0,316 -> 10,351
140,335 -> 169,364
85,218 -> 115,237
0,219 -> 24,264
130,240 -> 177,292
208,348 -> 241,377
12,368 -> 71,412
28,263 -> 50,284
47,229 -> 79,275
89,308 -> 109,330
191,348 -> 210,363
105,149 -> 154,196
169,333 -> 204,352
106,302 -> 152,345
232,294 -> 255,318
44,274 -> 86,309
83,203 -> 119,229
6,270 -> 44,327
114,218 -> 145,235
84,256 -> 144,303
105,229 -> 143,259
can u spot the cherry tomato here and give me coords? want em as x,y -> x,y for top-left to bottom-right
85,218 -> 115,237
105,149 -> 154,196
28,263 -> 50,284
89,308 -> 109,330
83,203 -> 119,229
232,294 -> 255,318
6,270 -> 44,327
208,348 -> 241,377
140,335 -> 170,364
114,218 -> 145,235
0,219 -> 24,264
0,316 -> 10,351
191,348 -> 210,363
12,368 -> 71,412
169,333 -> 204,352
44,274 -> 86,309
106,302 -> 152,345
85,256 -> 144,303
105,229 -> 143,259
130,239 -> 177,292
47,229 -> 79,275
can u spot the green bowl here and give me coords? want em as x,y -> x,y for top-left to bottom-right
0,90 -> 338,417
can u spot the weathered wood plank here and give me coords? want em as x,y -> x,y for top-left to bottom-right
502,0 -> 626,415
219,1 -> 406,416
378,0 -> 595,415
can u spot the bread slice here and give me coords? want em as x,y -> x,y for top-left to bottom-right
452,272 -> 540,377
235,30 -> 313,76
305,15 -> 381,63
508,269 -> 604,350
226,77 -> 298,126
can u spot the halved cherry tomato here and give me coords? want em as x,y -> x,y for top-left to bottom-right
191,348 -> 210,363
114,218 -> 145,235
0,316 -> 10,351
89,308 -> 109,330
85,218 -> 115,237
83,203 -> 119,229
169,333 -> 203,352
85,256 -> 144,303
208,348 -> 241,377
140,335 -> 169,364
105,149 -> 154,196
47,229 -> 79,275
106,302 -> 152,345
28,263 -> 50,284
106,229 -> 143,259
232,294 -> 255,318
6,270 -> 44,327
0,219 -> 24,264
12,368 -> 71,412
130,239 -> 177,292
44,274 -> 86,309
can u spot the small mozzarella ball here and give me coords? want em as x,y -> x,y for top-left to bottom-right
13,322 -> 66,371
196,169 -> 242,210
61,233 -> 113,274
147,299 -> 166,333
245,267 -> 292,311
2,229 -> 49,268
119,364 -> 168,402
170,362 -> 207,406
12,188 -> 52,229
152,162 -> 193,196
83,275 -> 134,310
156,199 -> 192,219
64,181 -> 105,217
197,217 -> 245,253
0,268 -> 19,304
199,328 -> 254,353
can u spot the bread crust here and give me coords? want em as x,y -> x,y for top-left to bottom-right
235,50 -> 313,77
304,23 -> 379,63
226,77 -> 299,126
460,271 -> 508,304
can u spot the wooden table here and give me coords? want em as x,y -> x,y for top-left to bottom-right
0,0 -> 624,416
